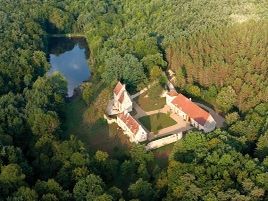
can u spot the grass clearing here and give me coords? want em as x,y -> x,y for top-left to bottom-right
139,113 -> 176,133
63,95 -> 131,153
63,96 -> 86,135
134,84 -> 165,111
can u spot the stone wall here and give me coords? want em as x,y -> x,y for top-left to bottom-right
146,132 -> 183,150
103,114 -> 117,124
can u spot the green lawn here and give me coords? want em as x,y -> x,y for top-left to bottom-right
63,95 -> 131,153
134,84 -> 166,111
138,113 -> 177,133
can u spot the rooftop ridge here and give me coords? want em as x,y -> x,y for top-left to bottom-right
118,112 -> 140,135
171,93 -> 210,126
114,81 -> 124,95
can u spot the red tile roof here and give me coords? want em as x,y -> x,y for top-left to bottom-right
118,92 -> 124,104
171,94 -> 209,126
167,90 -> 179,97
114,81 -> 123,95
118,113 -> 139,134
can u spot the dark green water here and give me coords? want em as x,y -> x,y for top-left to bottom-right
48,37 -> 90,97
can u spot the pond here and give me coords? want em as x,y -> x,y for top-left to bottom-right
48,37 -> 90,97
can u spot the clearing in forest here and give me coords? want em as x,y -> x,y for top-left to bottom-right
134,84 -> 166,111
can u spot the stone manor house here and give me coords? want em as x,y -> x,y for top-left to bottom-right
106,82 -> 148,143
106,82 -> 216,143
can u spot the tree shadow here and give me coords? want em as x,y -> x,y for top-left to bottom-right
174,150 -> 196,163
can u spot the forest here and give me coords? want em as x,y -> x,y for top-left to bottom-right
0,0 -> 268,200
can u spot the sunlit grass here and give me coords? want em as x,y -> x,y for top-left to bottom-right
139,113 -> 176,133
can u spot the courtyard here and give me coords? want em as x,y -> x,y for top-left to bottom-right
132,84 -> 192,141
133,103 -> 191,140
134,84 -> 166,111
138,113 -> 177,133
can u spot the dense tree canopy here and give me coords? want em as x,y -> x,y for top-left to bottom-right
168,21 -> 268,113
0,0 -> 268,200
167,131 -> 268,201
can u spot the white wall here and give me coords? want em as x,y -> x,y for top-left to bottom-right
190,115 -> 216,133
189,118 -> 201,130
168,102 -> 188,121
134,126 -> 147,142
203,115 -> 216,133
116,115 -> 146,143
167,99 -> 216,133
146,133 -> 183,150
109,89 -> 133,115
166,94 -> 176,105
122,91 -> 133,113
103,114 -> 117,124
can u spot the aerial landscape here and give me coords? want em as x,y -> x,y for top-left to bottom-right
0,0 -> 268,200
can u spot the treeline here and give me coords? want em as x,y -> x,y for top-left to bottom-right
1,0 -> 268,200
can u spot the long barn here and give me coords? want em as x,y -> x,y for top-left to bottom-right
166,90 -> 216,133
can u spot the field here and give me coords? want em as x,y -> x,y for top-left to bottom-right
139,113 -> 177,133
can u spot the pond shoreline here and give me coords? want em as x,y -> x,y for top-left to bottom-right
48,36 -> 91,97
